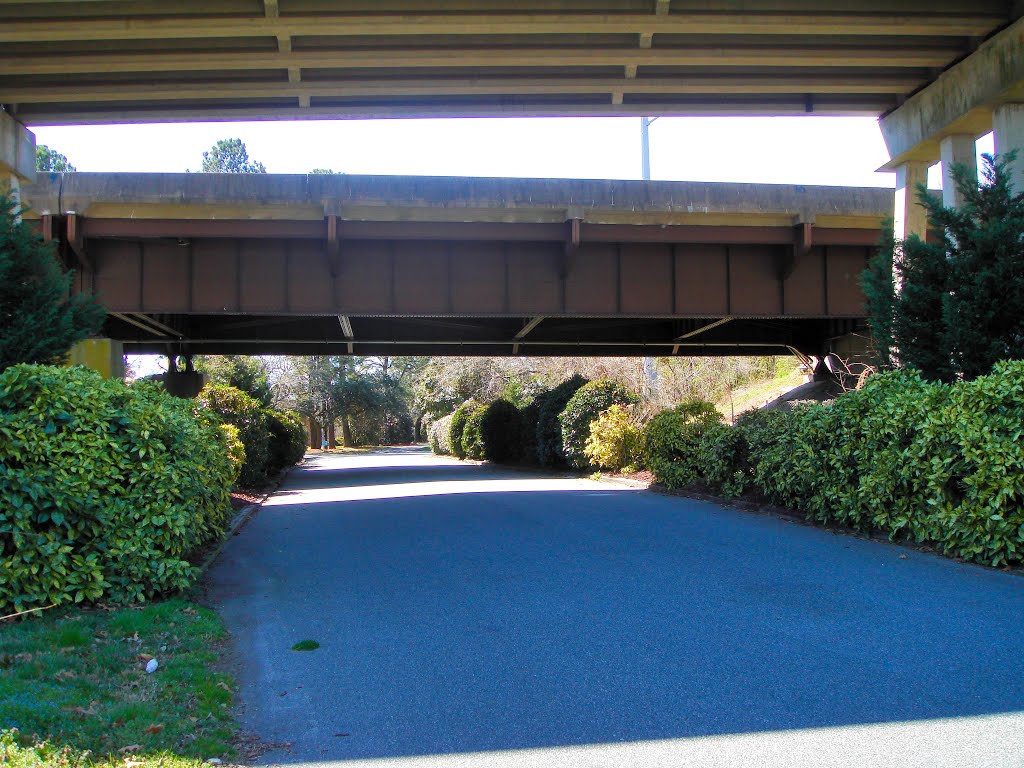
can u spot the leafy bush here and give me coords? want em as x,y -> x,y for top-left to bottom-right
460,401 -> 490,460
480,399 -> 523,463
429,413 -> 454,455
680,364 -> 1024,566
266,408 -> 307,473
583,404 -> 645,471
535,375 -> 589,467
643,400 -> 721,489
695,420 -> 747,497
560,379 -> 638,469
448,399 -> 481,460
196,383 -> 270,486
0,365 -> 234,611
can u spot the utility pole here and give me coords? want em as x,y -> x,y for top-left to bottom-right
640,116 -> 658,180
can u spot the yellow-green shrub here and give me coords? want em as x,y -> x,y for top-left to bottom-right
559,379 -> 638,469
219,422 -> 246,485
0,365 -> 235,611
584,404 -> 644,472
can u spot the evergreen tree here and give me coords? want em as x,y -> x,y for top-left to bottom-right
862,152 -> 1024,381
200,138 -> 267,174
0,193 -> 106,371
195,355 -> 274,406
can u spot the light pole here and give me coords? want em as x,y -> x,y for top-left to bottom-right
640,116 -> 659,180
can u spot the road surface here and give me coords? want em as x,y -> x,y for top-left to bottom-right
206,447 -> 1024,767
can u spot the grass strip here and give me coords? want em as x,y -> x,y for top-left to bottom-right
0,599 -> 236,767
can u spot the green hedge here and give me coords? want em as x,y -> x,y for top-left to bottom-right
559,379 -> 638,469
0,365 -> 235,611
643,400 -> 721,489
480,399 -> 523,463
196,384 -> 270,487
267,408 -> 307,473
535,375 -> 588,467
460,401 -> 489,460
518,394 -> 545,465
448,399 -> 481,460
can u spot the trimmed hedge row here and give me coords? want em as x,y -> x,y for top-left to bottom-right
0,365 -> 236,610
436,376 -> 648,470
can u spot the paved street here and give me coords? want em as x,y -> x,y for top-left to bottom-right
207,447 -> 1024,767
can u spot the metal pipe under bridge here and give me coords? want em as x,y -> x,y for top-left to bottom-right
21,172 -> 891,358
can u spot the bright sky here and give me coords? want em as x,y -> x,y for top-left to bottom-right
31,116 -> 995,189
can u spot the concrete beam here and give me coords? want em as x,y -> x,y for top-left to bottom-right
993,103 -> 1024,193
879,18 -> 1024,169
0,111 -> 36,199
939,134 -> 978,208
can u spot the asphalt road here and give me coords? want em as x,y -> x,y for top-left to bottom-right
206,447 -> 1024,767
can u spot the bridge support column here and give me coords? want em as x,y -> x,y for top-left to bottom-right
939,135 -> 978,209
68,338 -> 125,379
894,161 -> 929,241
162,354 -> 207,398
993,103 -> 1024,194
0,111 -> 36,210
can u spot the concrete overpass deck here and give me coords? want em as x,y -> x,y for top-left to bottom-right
23,172 -> 888,358
0,1 -> 1018,124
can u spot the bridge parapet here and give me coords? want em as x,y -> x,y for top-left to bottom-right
22,173 -> 887,359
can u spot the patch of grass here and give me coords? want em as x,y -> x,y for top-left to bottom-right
291,640 -> 320,652
0,599 -> 236,767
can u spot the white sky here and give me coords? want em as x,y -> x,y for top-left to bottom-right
31,116 -> 995,189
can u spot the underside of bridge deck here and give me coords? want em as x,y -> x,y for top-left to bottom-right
101,312 -> 862,358
1,1 -> 1018,124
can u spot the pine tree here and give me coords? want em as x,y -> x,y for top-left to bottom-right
200,139 -> 267,174
862,152 -> 1024,381
0,193 -> 106,371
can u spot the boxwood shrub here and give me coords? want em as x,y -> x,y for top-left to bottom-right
0,365 -> 235,611
480,399 -> 522,463
559,379 -> 638,469
266,408 -> 308,473
517,392 -> 546,465
460,401 -> 489,460
535,375 -> 588,467
448,399 -> 481,460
